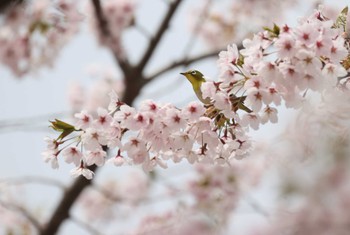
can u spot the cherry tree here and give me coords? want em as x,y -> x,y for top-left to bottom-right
0,0 -> 350,234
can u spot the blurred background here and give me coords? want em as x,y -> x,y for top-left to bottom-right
0,0 -> 349,234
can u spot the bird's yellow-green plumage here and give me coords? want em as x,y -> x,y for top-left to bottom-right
180,70 -> 211,104
181,69 -> 253,128
181,69 -> 253,113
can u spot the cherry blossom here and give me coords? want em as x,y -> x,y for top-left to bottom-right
0,0 -> 82,77
44,6 -> 350,180
61,146 -> 82,166
70,165 -> 95,179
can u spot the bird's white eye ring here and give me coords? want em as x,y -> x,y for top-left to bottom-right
191,71 -> 196,75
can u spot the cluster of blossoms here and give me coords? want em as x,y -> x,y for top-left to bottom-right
208,6 -> 350,131
0,0 -> 82,77
130,160 -> 264,234
43,93 -> 251,178
43,7 -> 350,178
188,162 -> 262,221
89,0 -> 136,53
0,184 -> 36,234
77,169 -> 149,224
250,86 -> 350,235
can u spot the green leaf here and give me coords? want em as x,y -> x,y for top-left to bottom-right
333,6 -> 348,31
273,23 -> 280,36
29,21 -> 51,34
50,119 -> 75,131
263,23 -> 280,38
50,119 -> 76,140
238,102 -> 252,113
57,129 -> 75,140
341,6 -> 348,15
29,21 -> 38,34
237,54 -> 245,67
38,21 -> 51,34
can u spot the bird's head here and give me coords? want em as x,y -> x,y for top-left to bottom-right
180,70 -> 206,87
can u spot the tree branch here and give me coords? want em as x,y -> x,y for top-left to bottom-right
0,0 -> 24,13
137,0 -> 183,72
91,0 -> 131,75
70,216 -> 104,235
146,50 -> 220,81
38,1 -> 206,234
40,165 -> 97,235
146,42 -> 244,82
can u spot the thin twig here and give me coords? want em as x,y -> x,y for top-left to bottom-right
91,185 -> 122,202
122,0 -> 184,105
0,111 -> 68,134
0,111 -> 68,129
245,196 -> 270,218
143,0 -> 214,100
40,165 -> 98,235
181,0 -> 213,56
135,24 -> 152,39
70,216 -> 104,235
137,0 -> 183,72
146,42 -> 244,81
146,50 -> 220,81
0,200 -> 42,231
143,77 -> 186,100
0,176 -> 66,190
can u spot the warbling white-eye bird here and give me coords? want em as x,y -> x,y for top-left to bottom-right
180,70 -> 252,113
181,69 -> 253,128
180,70 -> 211,105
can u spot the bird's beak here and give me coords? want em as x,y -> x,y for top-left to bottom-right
180,72 -> 186,75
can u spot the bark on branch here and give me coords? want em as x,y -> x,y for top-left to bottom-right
91,0 -> 131,75
40,1 -> 193,234
137,0 -> 183,72
0,0 -> 23,13
145,43 -> 243,82
40,165 -> 97,235
146,50 -> 221,81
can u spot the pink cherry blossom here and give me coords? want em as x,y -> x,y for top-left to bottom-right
74,110 -> 93,129
181,101 -> 206,121
62,147 -> 82,166
84,148 -> 106,166
44,6 -> 350,180
275,34 -> 297,58
70,165 -> 94,179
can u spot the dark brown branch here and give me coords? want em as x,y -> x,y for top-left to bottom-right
40,165 -> 97,235
137,0 -> 183,72
146,42 -> 244,82
146,50 -> 220,81
0,0 -> 23,13
40,85 -> 140,235
91,0 -> 131,75
39,1 -> 200,234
